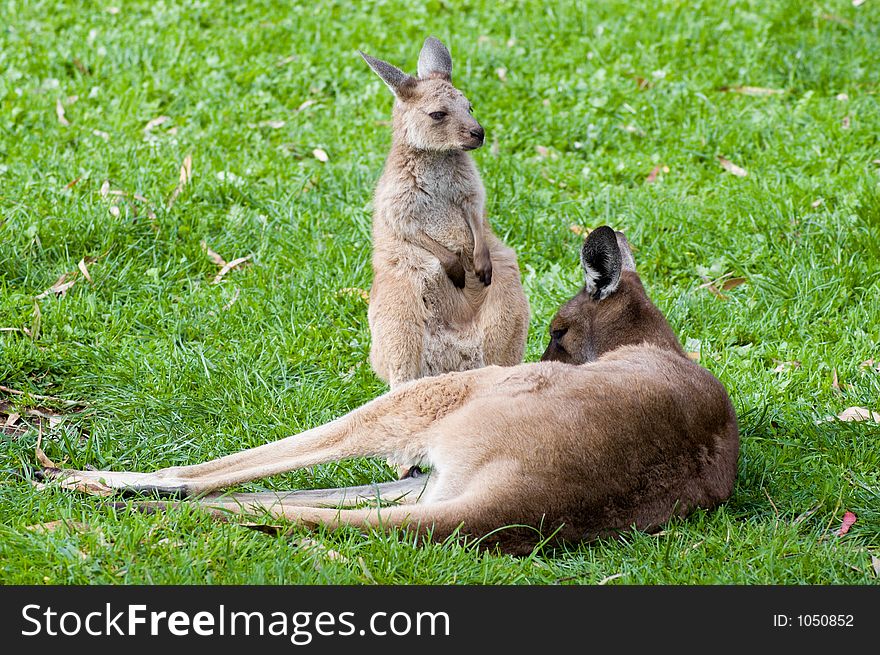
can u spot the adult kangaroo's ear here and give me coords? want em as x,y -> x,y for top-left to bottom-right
417,36 -> 453,80
359,51 -> 417,98
615,230 -> 636,272
581,226 -> 622,300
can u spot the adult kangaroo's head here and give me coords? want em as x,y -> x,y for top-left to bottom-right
541,226 -> 686,364
359,37 -> 484,152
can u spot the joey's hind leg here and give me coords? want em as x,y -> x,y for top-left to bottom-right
368,271 -> 429,388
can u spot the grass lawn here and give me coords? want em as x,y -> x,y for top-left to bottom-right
1,0 -> 878,585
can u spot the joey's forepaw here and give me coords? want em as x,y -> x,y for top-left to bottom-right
475,259 -> 493,286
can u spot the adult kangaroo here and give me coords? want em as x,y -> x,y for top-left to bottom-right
41,228 -> 739,555
360,37 -> 530,387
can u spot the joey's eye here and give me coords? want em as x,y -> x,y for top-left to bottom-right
429,111 -> 447,121
551,328 -> 568,341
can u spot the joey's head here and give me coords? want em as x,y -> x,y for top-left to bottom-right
541,226 -> 685,364
359,37 -> 484,152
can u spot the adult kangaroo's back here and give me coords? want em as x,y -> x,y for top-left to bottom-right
360,37 -> 530,387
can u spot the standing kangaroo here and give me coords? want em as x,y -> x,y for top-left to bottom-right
360,37 -> 530,387
41,227 -> 739,555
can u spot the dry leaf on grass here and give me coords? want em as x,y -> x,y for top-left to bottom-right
25,519 -> 90,534
859,358 -> 880,373
336,287 -> 370,302
535,145 -> 550,158
841,116 -> 851,129
35,425 -> 57,469
831,368 -> 842,391
0,384 -> 83,407
78,258 -> 93,283
836,407 -> 880,423
700,274 -> 747,299
294,537 -> 348,563
144,115 -> 171,133
9,404 -> 66,429
92,129 -> 110,141
30,300 -> 41,340
645,165 -> 661,184
212,255 -> 252,284
55,99 -> 70,126
222,287 -> 240,311
296,99 -> 317,112
1,410 -> 26,438
569,225 -> 589,237
772,360 -> 801,373
495,67 -> 508,82
179,154 -> 193,185
201,241 -> 227,267
721,277 -> 747,291
719,85 -> 784,97
836,511 -> 857,536
872,555 -> 880,578
72,58 -> 90,76
718,156 -> 747,177
686,351 -> 701,362
793,502 -> 821,524
36,273 -> 77,299
167,154 -> 193,208
312,148 -> 329,162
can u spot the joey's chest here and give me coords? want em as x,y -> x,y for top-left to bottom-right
377,178 -> 482,249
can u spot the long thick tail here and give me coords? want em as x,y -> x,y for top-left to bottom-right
199,475 -> 429,510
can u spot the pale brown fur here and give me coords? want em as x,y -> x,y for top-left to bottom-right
41,227 -> 739,555
361,37 -> 530,387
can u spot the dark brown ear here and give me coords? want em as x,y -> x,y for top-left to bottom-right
417,36 -> 452,80
359,50 -> 417,97
581,226 -> 622,300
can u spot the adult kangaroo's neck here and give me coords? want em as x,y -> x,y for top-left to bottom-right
597,273 -> 688,359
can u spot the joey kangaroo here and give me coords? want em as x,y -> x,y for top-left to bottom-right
41,227 -> 739,555
360,37 -> 530,387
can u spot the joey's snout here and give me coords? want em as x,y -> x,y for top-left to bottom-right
463,122 -> 485,150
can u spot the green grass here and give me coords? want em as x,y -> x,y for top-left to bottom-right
1,0 -> 879,584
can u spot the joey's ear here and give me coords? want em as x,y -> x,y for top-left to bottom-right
359,51 -> 416,97
417,36 -> 452,80
581,226 -> 622,300
615,230 -> 636,272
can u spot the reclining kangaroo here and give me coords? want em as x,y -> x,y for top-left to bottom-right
361,37 -> 530,387
40,227 -> 739,555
